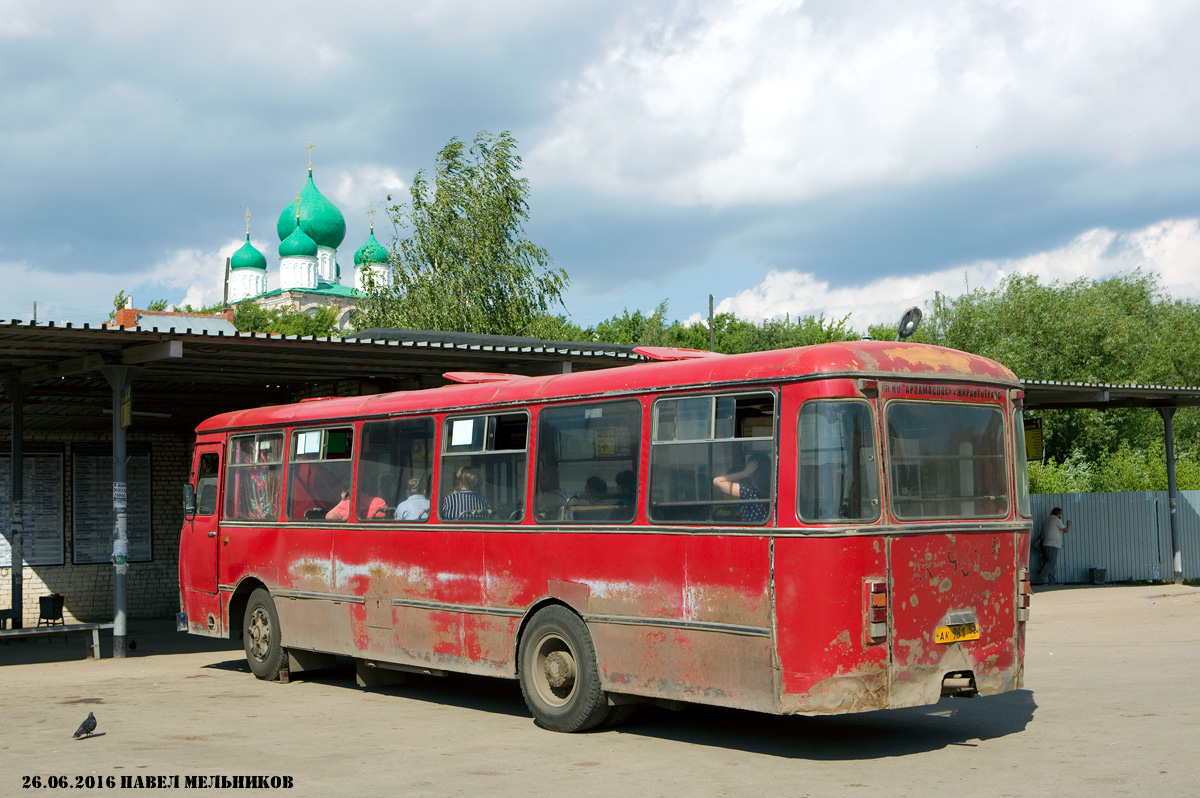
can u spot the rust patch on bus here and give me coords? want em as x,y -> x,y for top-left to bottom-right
686,584 -> 770,627
880,345 -> 977,374
593,625 -> 777,712
781,662 -> 888,714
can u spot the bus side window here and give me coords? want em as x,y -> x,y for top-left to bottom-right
287,427 -> 354,521
649,392 -> 776,525
357,417 -> 434,522
796,400 -> 880,524
439,413 -> 528,523
195,453 -> 220,516
534,400 -> 641,524
223,432 -> 284,521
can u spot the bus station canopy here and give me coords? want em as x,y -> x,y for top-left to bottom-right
0,320 -> 639,433
5,319 -> 1200,434
1021,379 -> 1200,411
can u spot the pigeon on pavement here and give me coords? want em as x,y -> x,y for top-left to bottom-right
73,712 -> 97,739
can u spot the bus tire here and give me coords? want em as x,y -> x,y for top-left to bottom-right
518,606 -> 609,732
243,588 -> 286,681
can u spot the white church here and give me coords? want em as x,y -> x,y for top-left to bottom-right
227,157 -> 391,330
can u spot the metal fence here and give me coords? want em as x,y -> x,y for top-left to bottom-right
1030,492 -> 1200,583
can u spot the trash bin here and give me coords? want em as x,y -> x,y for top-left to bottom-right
1090,567 -> 1107,585
38,593 -> 65,626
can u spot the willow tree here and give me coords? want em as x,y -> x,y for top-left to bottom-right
356,130 -> 568,336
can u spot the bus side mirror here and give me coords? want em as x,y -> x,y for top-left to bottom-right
183,484 -> 196,517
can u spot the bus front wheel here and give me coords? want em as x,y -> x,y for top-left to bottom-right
518,606 -> 609,732
243,588 -> 286,681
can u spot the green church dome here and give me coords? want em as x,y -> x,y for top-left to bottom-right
354,229 -> 389,265
278,224 -> 318,258
277,169 -> 346,249
230,234 -> 267,271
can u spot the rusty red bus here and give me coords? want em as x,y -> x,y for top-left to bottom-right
178,341 -> 1032,732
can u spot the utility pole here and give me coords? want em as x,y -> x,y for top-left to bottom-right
101,366 -> 132,657
708,294 -> 715,352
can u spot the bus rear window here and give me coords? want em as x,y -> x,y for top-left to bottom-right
887,402 -> 1008,520
797,400 -> 880,524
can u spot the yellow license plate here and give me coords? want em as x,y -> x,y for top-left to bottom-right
934,623 -> 980,644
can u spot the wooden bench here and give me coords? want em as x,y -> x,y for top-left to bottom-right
0,623 -> 115,659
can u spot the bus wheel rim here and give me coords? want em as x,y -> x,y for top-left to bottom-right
248,607 -> 271,662
533,632 -> 576,707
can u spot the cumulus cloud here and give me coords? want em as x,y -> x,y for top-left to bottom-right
328,166 -> 408,214
533,0 -> 1200,206
714,218 -> 1200,331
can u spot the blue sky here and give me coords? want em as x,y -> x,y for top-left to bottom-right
2,0 -> 1200,332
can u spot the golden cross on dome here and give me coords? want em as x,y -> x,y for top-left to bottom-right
245,208 -> 251,236
306,138 -> 314,170
368,205 -> 376,231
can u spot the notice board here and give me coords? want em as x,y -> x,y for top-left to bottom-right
72,449 -> 153,564
0,454 -> 65,567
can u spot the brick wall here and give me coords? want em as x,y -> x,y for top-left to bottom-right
1,429 -> 192,625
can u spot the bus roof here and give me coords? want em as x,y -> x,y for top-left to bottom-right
195,340 -> 1019,433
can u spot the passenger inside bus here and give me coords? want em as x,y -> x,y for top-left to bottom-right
363,475 -> 392,519
713,451 -> 772,523
440,466 -> 491,519
395,477 -> 431,520
580,476 -> 608,503
535,469 -> 568,520
325,489 -> 351,520
614,470 -> 635,505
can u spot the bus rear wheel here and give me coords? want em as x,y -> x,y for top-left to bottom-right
243,588 -> 286,681
518,606 -> 609,732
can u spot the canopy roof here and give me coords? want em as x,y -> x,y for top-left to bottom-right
0,321 -> 638,433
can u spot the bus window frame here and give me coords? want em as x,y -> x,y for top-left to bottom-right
357,415 -> 436,522
648,388 -> 778,526
532,398 -> 643,526
795,397 -> 882,526
884,398 -> 1011,522
286,425 -> 356,522
223,430 -> 285,522
438,409 -> 530,523
1013,407 -> 1032,519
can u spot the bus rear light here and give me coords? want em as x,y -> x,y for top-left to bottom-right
1017,567 -> 1031,623
866,579 -> 888,642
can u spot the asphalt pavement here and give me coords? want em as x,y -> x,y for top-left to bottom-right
1,583 -> 1197,797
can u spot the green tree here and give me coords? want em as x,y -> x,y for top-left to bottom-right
594,301 -> 671,346
866,271 -> 1200,479
232,301 -> 340,337
356,130 -> 568,335
659,311 -> 859,353
521,313 -> 591,342
109,290 -> 130,322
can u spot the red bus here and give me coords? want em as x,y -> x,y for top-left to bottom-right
179,341 -> 1032,732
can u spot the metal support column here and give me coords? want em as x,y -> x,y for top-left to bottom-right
1158,406 -> 1183,584
3,382 -> 29,628
101,366 -> 131,657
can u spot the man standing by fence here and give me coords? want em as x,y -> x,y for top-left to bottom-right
1040,507 -> 1072,584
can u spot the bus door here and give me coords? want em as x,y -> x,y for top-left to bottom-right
180,444 -> 222,634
